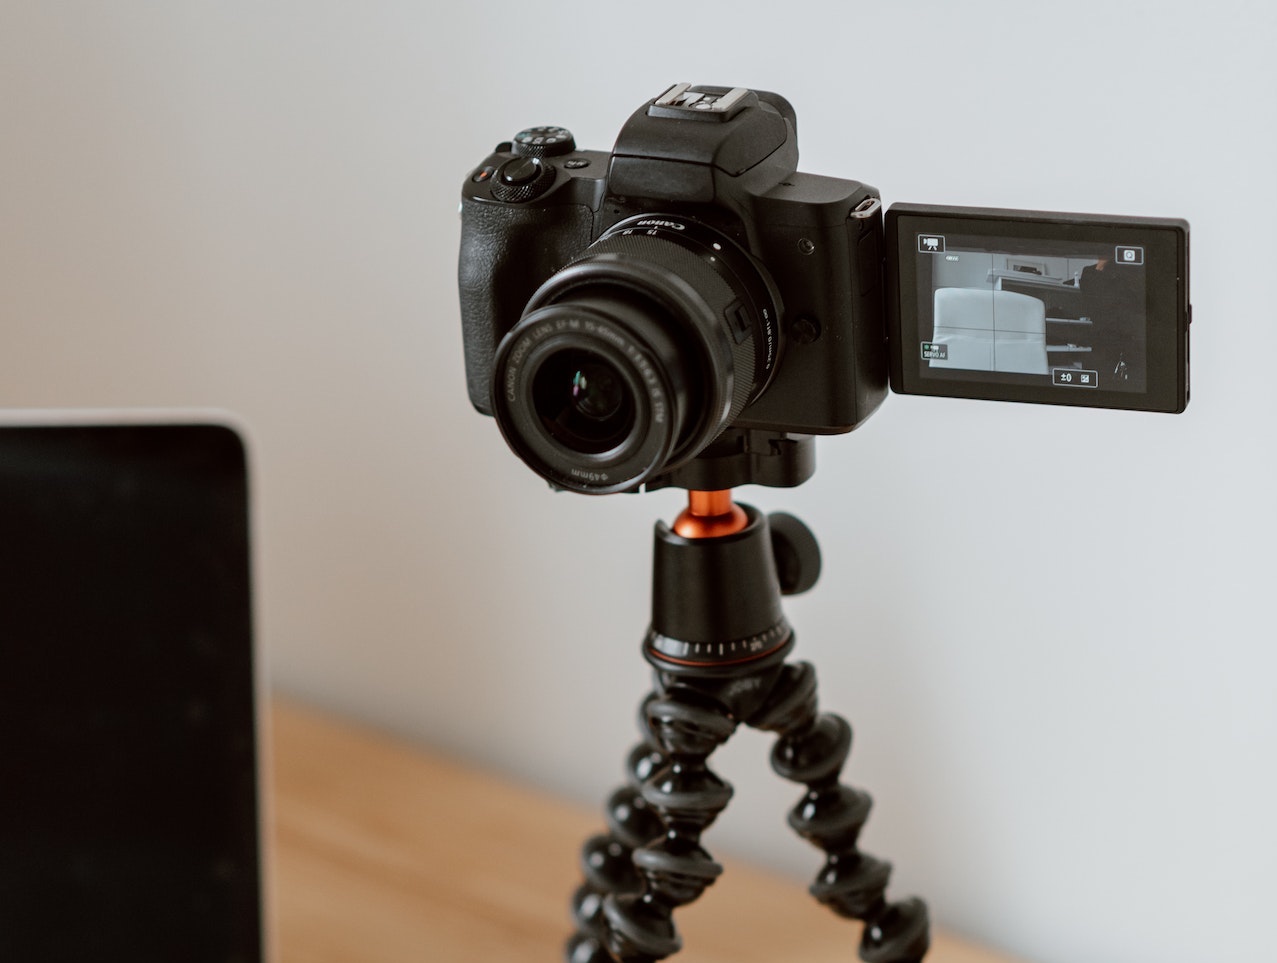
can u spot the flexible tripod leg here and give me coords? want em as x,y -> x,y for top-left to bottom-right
568,678 -> 740,963
566,694 -> 669,963
748,660 -> 931,963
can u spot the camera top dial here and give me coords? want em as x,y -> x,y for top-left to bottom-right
512,125 -> 576,157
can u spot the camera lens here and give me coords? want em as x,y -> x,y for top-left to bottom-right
491,216 -> 780,494
492,292 -> 691,494
532,350 -> 634,454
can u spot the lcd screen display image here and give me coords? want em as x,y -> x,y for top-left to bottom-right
914,236 -> 1147,392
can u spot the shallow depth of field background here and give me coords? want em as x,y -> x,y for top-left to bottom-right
3,3 -> 1275,961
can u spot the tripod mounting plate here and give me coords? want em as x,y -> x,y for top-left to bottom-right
644,429 -> 815,493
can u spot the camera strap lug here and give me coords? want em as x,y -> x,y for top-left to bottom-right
851,196 -> 882,220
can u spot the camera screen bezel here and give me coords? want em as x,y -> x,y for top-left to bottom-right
885,203 -> 1189,413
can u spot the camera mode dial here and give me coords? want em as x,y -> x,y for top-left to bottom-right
512,126 -> 576,157
490,156 -> 556,203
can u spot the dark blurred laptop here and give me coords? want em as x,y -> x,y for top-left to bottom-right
0,416 -> 264,962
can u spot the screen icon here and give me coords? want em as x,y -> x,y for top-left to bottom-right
1052,368 -> 1100,388
918,234 -> 945,254
1115,245 -> 1144,265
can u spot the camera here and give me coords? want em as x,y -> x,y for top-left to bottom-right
459,84 -> 1190,494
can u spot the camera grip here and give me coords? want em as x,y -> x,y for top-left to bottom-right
458,197 -> 593,414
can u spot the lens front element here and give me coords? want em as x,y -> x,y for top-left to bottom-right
532,350 -> 635,455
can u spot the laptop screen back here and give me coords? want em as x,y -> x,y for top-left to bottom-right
0,422 -> 262,962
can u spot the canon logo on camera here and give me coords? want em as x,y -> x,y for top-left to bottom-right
635,219 -> 686,231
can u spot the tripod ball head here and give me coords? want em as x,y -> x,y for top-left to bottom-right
645,501 -> 820,675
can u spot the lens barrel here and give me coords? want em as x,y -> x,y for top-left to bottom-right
491,216 -> 780,494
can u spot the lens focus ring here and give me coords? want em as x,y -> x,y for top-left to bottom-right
569,233 -> 759,434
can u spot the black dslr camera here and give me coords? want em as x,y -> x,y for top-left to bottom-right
459,83 -> 1190,494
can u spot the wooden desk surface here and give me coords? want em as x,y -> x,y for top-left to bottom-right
269,699 -> 1023,963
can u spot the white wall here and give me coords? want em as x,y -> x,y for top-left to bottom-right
3,3 -> 1274,961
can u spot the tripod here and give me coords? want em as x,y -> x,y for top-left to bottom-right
563,454 -> 931,963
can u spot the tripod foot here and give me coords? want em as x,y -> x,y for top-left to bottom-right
565,932 -> 613,963
861,897 -> 930,963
